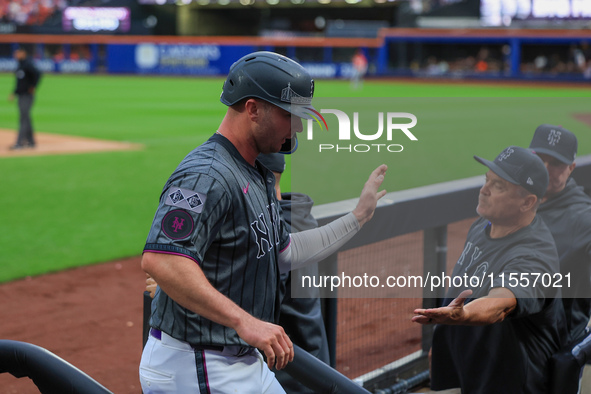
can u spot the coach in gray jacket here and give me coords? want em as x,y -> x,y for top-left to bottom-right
530,125 -> 591,393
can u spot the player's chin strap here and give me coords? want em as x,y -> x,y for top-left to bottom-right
279,137 -> 298,154
278,212 -> 360,274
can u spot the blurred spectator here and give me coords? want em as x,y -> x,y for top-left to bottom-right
414,43 -> 589,79
475,47 -> 490,73
425,56 -> 449,76
415,45 -> 505,77
0,0 -> 67,26
584,59 -> 591,79
53,48 -> 65,62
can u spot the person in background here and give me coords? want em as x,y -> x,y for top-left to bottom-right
257,153 -> 331,393
351,49 -> 368,90
413,146 -> 567,393
529,124 -> 591,393
8,47 -> 41,150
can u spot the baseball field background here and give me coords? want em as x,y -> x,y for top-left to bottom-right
1,72 -> 590,284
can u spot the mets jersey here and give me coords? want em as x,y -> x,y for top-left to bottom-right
431,216 -> 567,394
144,133 -> 290,348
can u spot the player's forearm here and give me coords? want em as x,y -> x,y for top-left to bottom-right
279,212 -> 359,272
141,252 -> 248,330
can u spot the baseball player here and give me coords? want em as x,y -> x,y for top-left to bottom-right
143,153 -> 331,393
8,47 -> 41,150
529,125 -> 591,393
413,146 -> 567,393
139,51 -> 387,393
350,49 -> 368,90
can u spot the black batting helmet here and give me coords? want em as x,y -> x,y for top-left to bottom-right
220,51 -> 317,153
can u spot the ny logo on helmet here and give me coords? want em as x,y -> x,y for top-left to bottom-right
281,83 -> 312,105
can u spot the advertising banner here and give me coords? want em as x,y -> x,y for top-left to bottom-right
107,43 -> 256,75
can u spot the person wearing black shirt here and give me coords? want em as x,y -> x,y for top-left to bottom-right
529,124 -> 591,393
257,153 -> 331,393
9,48 -> 41,150
413,146 -> 567,394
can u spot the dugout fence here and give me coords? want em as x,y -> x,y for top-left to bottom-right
312,153 -> 591,392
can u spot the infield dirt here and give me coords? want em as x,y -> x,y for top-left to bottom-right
0,130 -> 142,157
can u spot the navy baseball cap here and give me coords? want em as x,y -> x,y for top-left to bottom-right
258,153 -> 286,174
529,124 -> 578,164
474,146 -> 549,199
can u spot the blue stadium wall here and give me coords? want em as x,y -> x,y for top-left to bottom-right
0,29 -> 590,81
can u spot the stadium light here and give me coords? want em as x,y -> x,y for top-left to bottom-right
218,0 -> 230,5
318,0 -> 331,4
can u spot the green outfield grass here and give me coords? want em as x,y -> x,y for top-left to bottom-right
0,73 -> 590,283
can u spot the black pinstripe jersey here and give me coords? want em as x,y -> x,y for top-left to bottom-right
144,133 -> 290,347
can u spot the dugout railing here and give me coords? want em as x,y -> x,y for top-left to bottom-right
312,153 -> 591,392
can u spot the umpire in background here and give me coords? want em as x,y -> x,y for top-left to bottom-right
529,125 -> 591,393
413,146 -> 567,393
9,47 -> 41,150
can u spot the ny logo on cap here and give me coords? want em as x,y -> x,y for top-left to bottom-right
548,130 -> 561,146
498,147 -> 514,161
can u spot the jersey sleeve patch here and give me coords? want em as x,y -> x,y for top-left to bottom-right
162,209 -> 194,240
165,187 -> 207,213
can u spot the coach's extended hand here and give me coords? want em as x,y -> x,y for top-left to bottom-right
412,287 -> 517,326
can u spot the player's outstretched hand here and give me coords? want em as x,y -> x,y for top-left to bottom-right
353,164 -> 388,227
411,289 -> 473,325
235,316 -> 294,370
